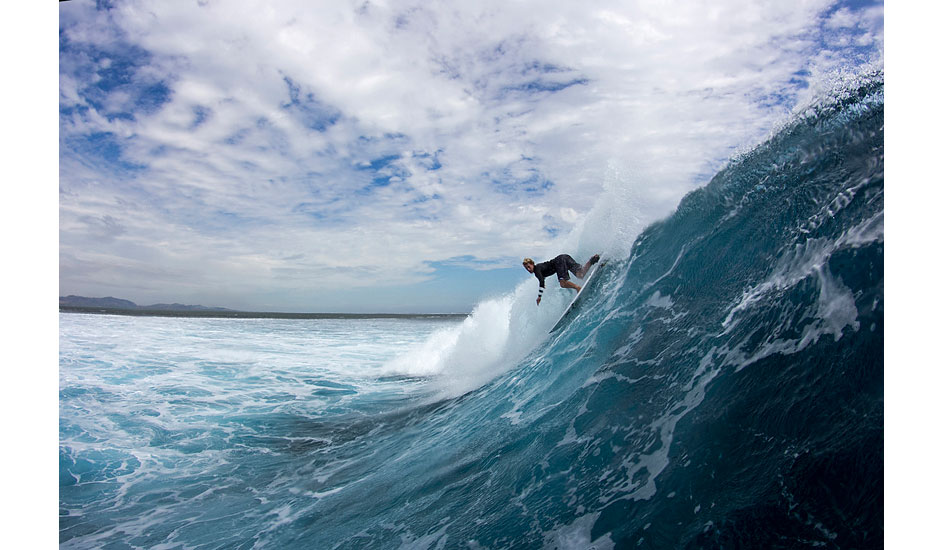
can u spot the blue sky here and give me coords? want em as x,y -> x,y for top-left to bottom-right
56,0 -> 883,313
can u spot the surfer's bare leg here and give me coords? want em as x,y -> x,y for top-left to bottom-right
574,254 -> 601,279
559,279 -> 582,293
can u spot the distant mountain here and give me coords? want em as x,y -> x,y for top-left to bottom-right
59,295 -> 139,309
60,295 -> 234,312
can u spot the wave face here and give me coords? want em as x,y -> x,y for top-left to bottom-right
59,72 -> 883,549
339,73 -> 883,548
315,74 -> 880,547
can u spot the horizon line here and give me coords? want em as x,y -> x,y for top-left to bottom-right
59,305 -> 471,319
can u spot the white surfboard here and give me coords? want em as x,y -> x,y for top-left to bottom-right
549,259 -> 606,333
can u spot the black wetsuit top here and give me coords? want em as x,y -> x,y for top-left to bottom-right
533,254 -> 580,289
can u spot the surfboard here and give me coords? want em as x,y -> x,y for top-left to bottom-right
550,259 -> 607,333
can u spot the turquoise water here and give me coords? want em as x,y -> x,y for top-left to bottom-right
60,71 -> 883,549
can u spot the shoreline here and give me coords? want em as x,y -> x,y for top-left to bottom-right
59,306 -> 470,320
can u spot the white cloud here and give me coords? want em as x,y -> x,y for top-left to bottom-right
59,0 -> 883,311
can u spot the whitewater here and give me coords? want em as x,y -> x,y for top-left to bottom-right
60,71 -> 883,549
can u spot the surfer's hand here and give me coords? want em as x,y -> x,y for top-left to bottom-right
536,297 -> 541,306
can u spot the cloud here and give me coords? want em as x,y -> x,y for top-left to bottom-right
59,0 -> 883,311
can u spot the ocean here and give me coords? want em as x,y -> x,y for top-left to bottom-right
60,70 -> 883,549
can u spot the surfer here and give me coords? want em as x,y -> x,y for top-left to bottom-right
523,254 -> 600,305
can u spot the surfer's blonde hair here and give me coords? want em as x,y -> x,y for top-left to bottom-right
522,258 -> 535,266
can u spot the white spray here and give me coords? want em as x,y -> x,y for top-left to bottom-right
383,163 -> 652,398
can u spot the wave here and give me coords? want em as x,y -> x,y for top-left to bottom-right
60,67 -> 884,549
368,68 -> 883,548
